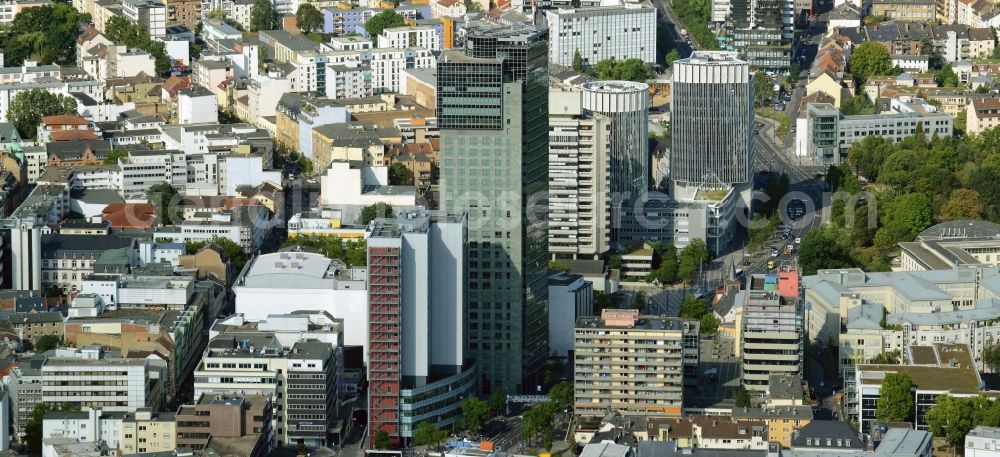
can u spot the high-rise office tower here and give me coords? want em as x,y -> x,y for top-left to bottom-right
671,51 -> 755,189
367,210 -> 475,443
548,86 -> 612,259
581,81 -> 650,199
437,22 -> 549,393
723,0 -> 793,70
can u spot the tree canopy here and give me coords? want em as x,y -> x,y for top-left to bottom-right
373,429 -> 392,449
34,335 -> 61,352
755,72 -> 775,107
2,3 -> 87,66
148,182 -> 181,224
678,239 -> 709,284
361,202 -> 396,225
841,94 -> 877,115
875,372 -> 914,422
104,15 -> 171,73
927,395 -> 1000,451
461,397 -> 489,433
591,58 -> 655,82
282,236 -> 367,267
850,42 -> 892,84
413,421 -> 448,448
185,236 -> 248,272
296,4 -> 323,33
8,89 -> 77,139
250,0 -> 277,31
797,226 -> 856,275
365,10 -> 406,46
389,162 -> 413,185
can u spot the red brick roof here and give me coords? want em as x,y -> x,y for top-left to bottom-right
102,203 -> 157,229
42,115 -> 88,126
49,130 -> 99,142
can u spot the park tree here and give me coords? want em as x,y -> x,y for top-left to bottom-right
296,4 -> 323,33
798,226 -> 855,275
8,89 -> 77,139
34,335 -> 61,352
389,162 -> 413,185
548,381 -> 574,413
365,10 -> 406,46
373,429 -> 392,449
755,72 -> 775,107
413,422 -> 448,449
874,193 -> 934,252
941,188 -> 984,221
850,42 -> 892,84
361,202 -> 395,224
875,372 -> 914,422
250,0 -> 277,31
461,397 -> 490,433
848,136 -> 895,182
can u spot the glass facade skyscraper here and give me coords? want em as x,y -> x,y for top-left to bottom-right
437,22 -> 549,393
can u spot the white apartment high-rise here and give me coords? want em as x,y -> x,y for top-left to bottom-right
545,1 -> 657,67
367,210 -> 475,442
548,87 -> 612,259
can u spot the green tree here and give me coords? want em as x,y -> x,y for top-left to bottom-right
700,313 -> 720,336
847,135 -> 894,181
678,238 -> 709,284
8,89 -> 77,139
24,403 -> 80,455
798,226 -> 855,275
548,381 -> 574,412
388,162 -> 413,185
926,395 -> 983,451
874,193 -> 934,252
734,386 -> 752,408
296,4 -> 323,33
984,342 -> 1000,372
549,260 -> 571,272
593,290 -> 612,313
184,236 -> 248,273
34,334 -> 61,352
755,72 -> 775,107
206,8 -> 226,19
875,372 -> 914,422
592,58 -> 654,81
373,429 -> 392,450
147,182 -> 181,225
850,42 -> 892,84
364,10 -> 406,46
572,49 -> 584,71
785,62 -> 801,87
103,15 -> 171,73
2,3 -> 88,66
869,350 -> 901,364
841,93 -> 877,115
490,388 -> 505,415
936,63 -> 960,87
679,295 -> 708,319
361,202 -> 395,224
104,150 -> 129,165
941,188 -> 984,221
413,421 -> 448,448
250,0 -> 277,31
664,49 -> 681,68
461,397 -> 490,433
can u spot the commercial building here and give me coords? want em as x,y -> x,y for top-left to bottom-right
366,210 -> 476,442
795,98 -> 953,164
671,52 -> 754,189
581,80 -> 649,202
544,1 -> 657,67
898,220 -> 1000,271
548,86 -> 612,259
193,336 -> 340,447
40,346 -> 167,413
741,274 -> 803,392
574,309 -> 699,417
871,0 -> 936,21
233,250 -> 368,355
723,0 -> 793,70
548,272 -> 594,361
966,426 -> 1000,457
437,22 -> 550,394
175,393 -> 273,456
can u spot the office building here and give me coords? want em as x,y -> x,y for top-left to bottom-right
366,210 -> 476,442
671,52 -> 755,189
437,22 -> 550,394
966,426 -> 1000,457
581,80 -> 650,199
544,1 -> 657,67
723,0 -> 793,70
40,347 -> 167,413
548,271 -> 594,361
175,393 -> 273,456
548,87 -> 612,259
897,220 -> 1000,271
194,336 -> 340,447
741,275 -> 803,392
574,309 -> 699,417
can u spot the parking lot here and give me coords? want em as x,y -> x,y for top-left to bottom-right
686,337 -> 742,409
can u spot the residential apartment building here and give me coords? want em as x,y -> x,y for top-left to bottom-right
545,1 -> 657,67
366,210 -> 475,441
741,275 -> 803,392
122,0 -> 167,38
967,426 -> 1000,457
437,22 -> 550,393
175,393 -> 273,456
322,47 -> 436,97
967,97 -> 1000,134
548,87 -> 612,259
378,25 -> 442,51
120,409 -> 176,454
871,0 -> 936,21
40,234 -> 136,293
574,309 -> 699,417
